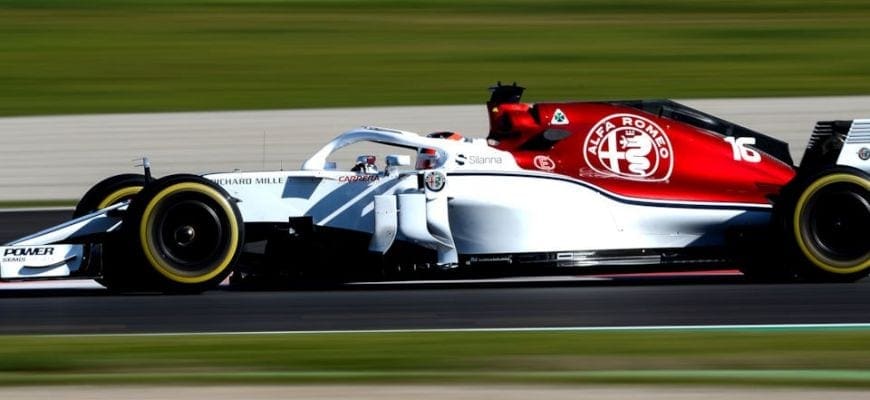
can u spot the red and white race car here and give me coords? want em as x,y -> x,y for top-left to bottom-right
1,84 -> 868,292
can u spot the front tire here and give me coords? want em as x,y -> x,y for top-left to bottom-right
74,174 -> 146,217
123,174 -> 245,293
74,174 -> 147,290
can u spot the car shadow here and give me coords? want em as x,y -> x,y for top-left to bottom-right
0,273 -> 771,298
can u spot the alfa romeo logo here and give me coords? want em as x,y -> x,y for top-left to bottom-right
583,113 -> 674,181
424,171 -> 446,192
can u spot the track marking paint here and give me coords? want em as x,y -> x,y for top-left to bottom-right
42,323 -> 870,338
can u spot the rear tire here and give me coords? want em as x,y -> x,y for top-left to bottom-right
782,167 -> 870,282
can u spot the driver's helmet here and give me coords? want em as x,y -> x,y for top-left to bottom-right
352,155 -> 378,173
416,131 -> 465,169
416,148 -> 439,169
427,131 -> 465,141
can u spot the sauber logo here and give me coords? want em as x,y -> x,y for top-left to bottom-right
533,155 -> 556,171
583,114 -> 674,181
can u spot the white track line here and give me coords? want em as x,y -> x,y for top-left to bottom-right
44,323 -> 870,338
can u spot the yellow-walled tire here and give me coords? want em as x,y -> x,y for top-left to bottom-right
124,174 -> 244,293
786,167 -> 870,282
73,174 -> 146,217
74,174 -> 147,291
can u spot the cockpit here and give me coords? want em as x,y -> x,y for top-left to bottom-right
300,126 -> 518,175
307,128 -> 469,175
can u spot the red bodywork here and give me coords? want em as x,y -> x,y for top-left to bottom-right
488,101 -> 796,205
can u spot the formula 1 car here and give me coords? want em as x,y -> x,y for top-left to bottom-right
1,84 -> 868,292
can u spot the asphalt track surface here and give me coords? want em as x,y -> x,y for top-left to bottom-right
2,210 -> 870,335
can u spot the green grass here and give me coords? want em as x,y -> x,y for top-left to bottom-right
1,0 -> 870,116
4,330 -> 870,387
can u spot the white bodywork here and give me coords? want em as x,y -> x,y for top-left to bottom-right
204,127 -> 769,265
837,119 -> 870,173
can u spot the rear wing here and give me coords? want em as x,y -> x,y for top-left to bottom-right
801,119 -> 870,174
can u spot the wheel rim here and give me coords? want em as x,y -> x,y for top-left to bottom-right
154,198 -> 226,271
806,190 -> 868,261
795,174 -> 870,273
140,182 -> 240,284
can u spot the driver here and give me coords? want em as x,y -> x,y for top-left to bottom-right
351,155 -> 378,174
416,131 -> 466,169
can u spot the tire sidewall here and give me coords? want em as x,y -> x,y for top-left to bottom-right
74,173 -> 147,290
784,167 -> 870,281
73,173 -> 146,217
